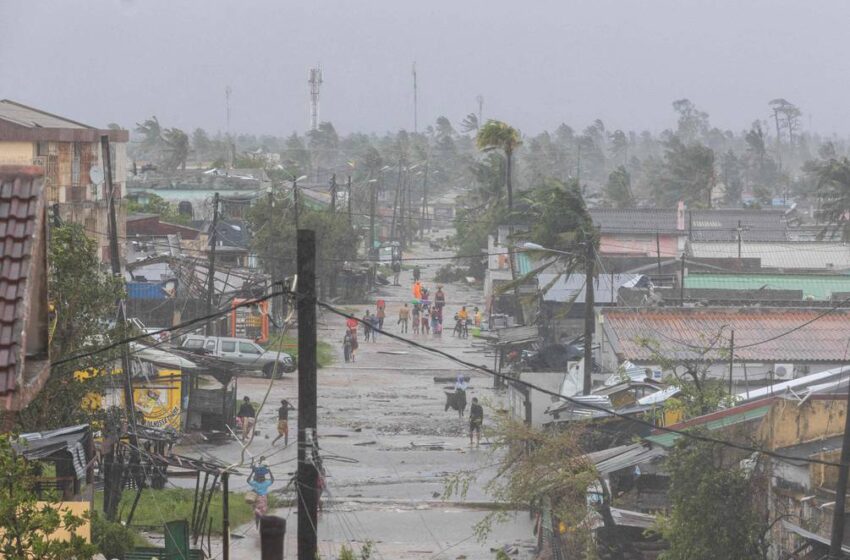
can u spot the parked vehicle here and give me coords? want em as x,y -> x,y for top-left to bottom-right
180,335 -> 296,377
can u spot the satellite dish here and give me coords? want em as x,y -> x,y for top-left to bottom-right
89,165 -> 104,186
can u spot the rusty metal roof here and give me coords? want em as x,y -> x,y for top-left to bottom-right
0,166 -> 45,402
602,307 -> 850,363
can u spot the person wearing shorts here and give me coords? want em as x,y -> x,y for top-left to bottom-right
273,399 -> 295,446
469,397 -> 483,447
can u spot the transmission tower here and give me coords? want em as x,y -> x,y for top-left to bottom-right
308,66 -> 323,131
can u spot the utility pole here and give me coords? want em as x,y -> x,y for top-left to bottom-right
101,134 -> 138,518
329,174 -> 337,213
728,330 -> 735,395
390,160 -> 402,243
293,176 -> 301,230
737,220 -> 743,261
222,471 -> 230,560
399,168 -> 407,250
655,231 -> 662,275
346,175 -> 352,226
680,254 -> 686,306
412,62 -> 418,134
828,382 -> 850,559
369,178 -> 377,252
205,192 -> 220,336
296,230 -> 319,560
583,241 -> 595,396
476,94 -> 484,125
420,161 -> 429,239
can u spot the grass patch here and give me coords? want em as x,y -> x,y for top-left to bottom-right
94,488 -> 279,533
267,334 -> 335,368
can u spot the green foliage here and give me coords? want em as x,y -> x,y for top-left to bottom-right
18,223 -> 125,431
266,334 -> 334,368
91,511 -> 135,559
162,127 -> 190,171
433,264 -> 473,283
127,192 -> 191,225
335,542 -> 373,560
603,165 -> 633,208
0,435 -> 97,559
656,136 -> 715,207
477,120 -> 522,209
810,157 -> 850,241
658,434 -> 767,560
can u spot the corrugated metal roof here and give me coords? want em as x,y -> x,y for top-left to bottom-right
592,443 -> 666,474
645,400 -> 774,447
689,242 -> 850,270
515,252 -> 533,275
591,208 -> 679,234
0,166 -> 44,398
602,307 -> 850,363
540,272 -> 643,304
688,209 -> 787,241
685,273 -> 850,300
0,99 -> 91,129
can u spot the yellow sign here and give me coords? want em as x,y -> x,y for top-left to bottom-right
132,371 -> 182,430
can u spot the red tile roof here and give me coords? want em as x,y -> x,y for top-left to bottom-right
0,165 -> 45,401
602,307 -> 850,363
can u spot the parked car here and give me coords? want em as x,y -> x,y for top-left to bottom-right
180,335 -> 296,377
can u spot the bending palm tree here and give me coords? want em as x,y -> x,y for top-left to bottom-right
476,120 -> 521,211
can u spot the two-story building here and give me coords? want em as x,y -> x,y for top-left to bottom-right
0,100 -> 129,262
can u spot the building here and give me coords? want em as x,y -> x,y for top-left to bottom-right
599,307 -> 850,386
684,272 -> 850,301
0,100 -> 129,262
688,241 -> 850,272
0,166 -> 50,414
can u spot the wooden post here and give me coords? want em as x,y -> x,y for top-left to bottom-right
222,472 -> 230,560
583,241 -> 595,396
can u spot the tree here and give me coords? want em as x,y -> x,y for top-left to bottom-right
127,192 -> 191,225
0,435 -> 97,559
162,127 -> 190,170
659,433 -> 768,560
656,136 -> 715,207
307,121 -> 340,181
809,157 -> 850,241
460,112 -> 479,134
16,223 -> 124,431
672,99 -> 710,144
476,120 -> 521,211
134,116 -> 163,160
603,165 -> 634,208
191,128 -> 211,159
608,129 -> 629,165
720,150 -> 744,206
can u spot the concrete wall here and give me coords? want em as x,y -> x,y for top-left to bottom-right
508,371 -> 565,429
0,141 -> 34,162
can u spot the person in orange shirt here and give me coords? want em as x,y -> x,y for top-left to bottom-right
413,280 -> 422,300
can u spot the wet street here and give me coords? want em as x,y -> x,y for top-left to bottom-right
172,233 -> 536,559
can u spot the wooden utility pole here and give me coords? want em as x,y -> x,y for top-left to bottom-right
296,230 -> 319,560
655,231 -> 662,275
101,134 -> 138,518
728,330 -> 735,395
583,241 -> 595,395
329,174 -> 337,213
390,160 -> 402,243
205,192 -> 220,336
222,472 -> 230,560
293,176 -> 301,230
260,516 -> 286,560
828,383 -> 850,559
346,175 -> 352,225
737,220 -> 743,261
369,178 -> 377,253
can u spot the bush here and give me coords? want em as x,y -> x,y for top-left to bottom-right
433,264 -> 472,284
91,512 -> 135,560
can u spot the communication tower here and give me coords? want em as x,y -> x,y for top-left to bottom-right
308,66 -> 323,131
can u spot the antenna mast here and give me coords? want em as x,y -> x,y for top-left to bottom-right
308,66 -> 323,131
476,94 -> 484,126
413,62 -> 418,133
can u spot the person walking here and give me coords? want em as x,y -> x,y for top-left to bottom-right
392,260 -> 401,286
398,303 -> 410,333
412,304 -> 421,335
273,399 -> 295,446
247,467 -> 275,527
343,329 -> 353,362
363,310 -> 373,342
434,285 -> 446,313
474,307 -> 482,328
412,280 -> 422,300
431,310 -> 440,336
376,299 -> 386,330
412,265 -> 421,282
237,396 -> 256,442
469,397 -> 484,447
421,306 -> 431,334
368,310 -> 380,342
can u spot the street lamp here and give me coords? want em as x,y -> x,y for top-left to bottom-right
517,241 -> 595,396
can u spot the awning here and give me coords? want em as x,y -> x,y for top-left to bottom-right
14,424 -> 91,480
782,519 -> 850,555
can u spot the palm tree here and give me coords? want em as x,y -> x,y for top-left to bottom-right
476,120 -> 521,211
162,128 -> 190,171
813,157 -> 850,241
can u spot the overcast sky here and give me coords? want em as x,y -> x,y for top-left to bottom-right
2,0 -> 849,137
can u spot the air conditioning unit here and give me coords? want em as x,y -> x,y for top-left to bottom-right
774,364 -> 794,379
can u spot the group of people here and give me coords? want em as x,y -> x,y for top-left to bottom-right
445,374 -> 485,446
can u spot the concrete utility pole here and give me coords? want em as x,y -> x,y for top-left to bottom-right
420,161 -> 429,239
583,241 -> 595,395
205,192 -> 220,336
680,254 -> 686,306
293,177 -> 301,230
222,472 -> 230,560
329,174 -> 337,213
346,175 -> 352,226
296,230 -> 319,560
828,383 -> 850,558
369,178 -> 377,252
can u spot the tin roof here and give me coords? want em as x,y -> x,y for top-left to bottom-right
685,273 -> 850,300
590,208 -> 679,234
540,272 -> 645,304
688,209 -> 787,241
689,241 -> 850,270
0,99 -> 128,143
0,99 -> 92,129
602,307 -> 850,363
0,166 -> 46,404
645,398 -> 776,447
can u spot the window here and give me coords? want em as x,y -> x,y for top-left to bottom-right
221,341 -> 236,353
36,142 -> 50,157
205,340 -> 216,351
184,339 -> 204,349
239,342 -> 261,355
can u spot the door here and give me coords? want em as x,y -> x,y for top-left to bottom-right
219,340 -> 240,363
238,341 -> 264,368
